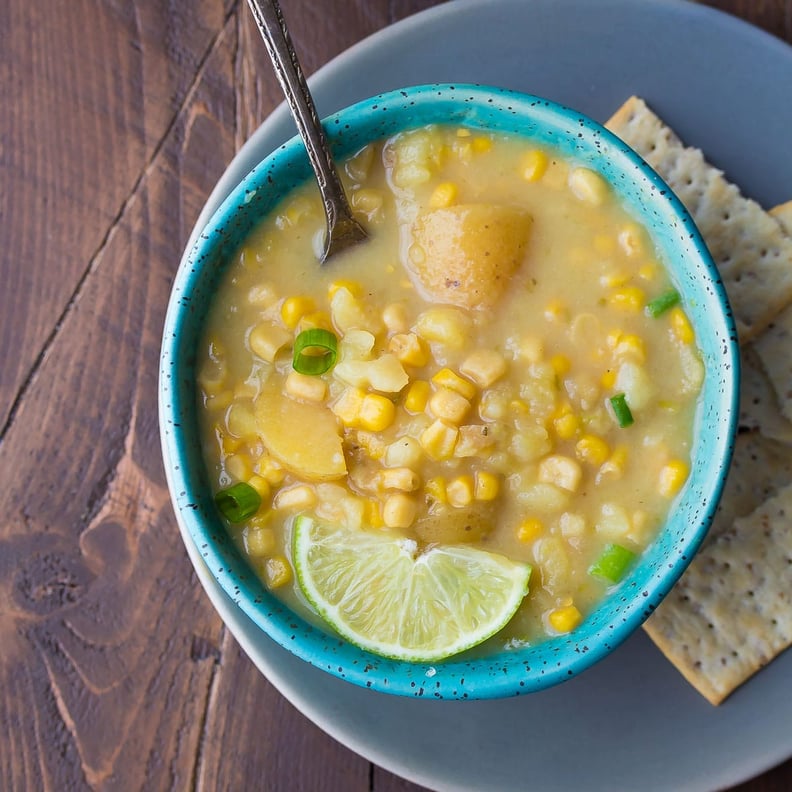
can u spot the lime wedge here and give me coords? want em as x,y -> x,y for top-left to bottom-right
293,516 -> 532,662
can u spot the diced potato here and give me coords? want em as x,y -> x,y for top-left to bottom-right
256,389 -> 346,481
595,503 -> 631,540
429,387 -> 471,424
533,536 -> 570,588
460,349 -> 507,388
330,287 -> 383,334
509,424 -> 552,463
334,353 -> 409,394
516,483 -> 569,513
538,455 -> 582,492
455,424 -> 496,458
225,401 -> 258,440
614,361 -> 654,410
409,204 -> 532,308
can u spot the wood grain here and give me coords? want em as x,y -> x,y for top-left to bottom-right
0,1 -> 790,790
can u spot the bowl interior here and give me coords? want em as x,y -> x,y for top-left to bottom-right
159,84 -> 739,699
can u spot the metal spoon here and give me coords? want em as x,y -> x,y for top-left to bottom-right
246,0 -> 368,263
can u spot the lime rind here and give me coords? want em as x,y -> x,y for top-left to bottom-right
293,516 -> 531,662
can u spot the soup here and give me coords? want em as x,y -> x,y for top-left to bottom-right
196,125 -> 703,659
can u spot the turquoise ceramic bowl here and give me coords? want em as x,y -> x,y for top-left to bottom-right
159,84 -> 739,700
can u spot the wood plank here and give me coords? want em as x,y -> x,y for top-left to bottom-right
0,7 -> 238,789
0,0 -> 234,431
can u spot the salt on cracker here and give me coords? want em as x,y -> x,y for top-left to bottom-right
605,97 -> 792,342
753,201 -> 792,421
644,483 -> 792,705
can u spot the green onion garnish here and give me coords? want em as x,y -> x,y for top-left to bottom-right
589,543 -> 636,583
609,393 -> 634,428
292,328 -> 338,375
214,481 -> 262,523
645,288 -> 680,317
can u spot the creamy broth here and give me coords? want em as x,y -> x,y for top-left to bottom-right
197,125 -> 703,650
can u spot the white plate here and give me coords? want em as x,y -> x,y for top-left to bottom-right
181,1 -> 792,789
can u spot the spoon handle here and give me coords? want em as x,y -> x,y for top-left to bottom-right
246,0 -> 366,260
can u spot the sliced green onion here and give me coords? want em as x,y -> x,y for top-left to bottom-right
589,543 -> 636,583
214,482 -> 262,523
292,328 -> 338,375
609,393 -> 634,428
645,288 -> 680,318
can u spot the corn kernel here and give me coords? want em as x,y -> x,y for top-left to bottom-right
548,604 -> 583,633
256,456 -> 286,486
609,287 -> 645,312
575,434 -> 611,467
670,307 -> 695,344
517,518 -> 544,543
364,498 -> 384,528
415,307 -> 472,349
600,370 -> 617,389
404,380 -> 431,413
359,394 -> 396,432
247,474 -> 271,501
596,445 -> 628,484
425,476 -> 447,504
263,555 -> 293,590
351,189 -> 384,220
550,354 -> 571,376
428,181 -> 458,209
419,419 -> 458,460
472,136 -> 493,153
429,387 -> 471,424
296,310 -> 332,333
249,323 -> 292,363
554,412 -> 581,441
225,452 -> 253,482
614,334 -> 646,363
568,167 -> 608,205
281,296 -> 316,329
274,484 -> 317,512
328,279 -> 362,299
658,459 -> 689,497
521,148 -> 548,182
383,493 -> 417,529
332,387 -> 366,425
384,436 -> 422,467
447,476 -> 475,508
378,467 -> 421,492
389,332 -> 430,367
245,526 -> 276,557
474,471 -> 500,501
431,368 -> 477,400
285,371 -> 327,403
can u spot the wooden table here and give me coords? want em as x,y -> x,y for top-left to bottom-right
2,1 -> 790,789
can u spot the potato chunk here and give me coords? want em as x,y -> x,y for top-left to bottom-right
255,389 -> 347,481
408,204 -> 532,309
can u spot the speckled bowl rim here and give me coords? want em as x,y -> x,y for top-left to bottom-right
159,83 -> 739,700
